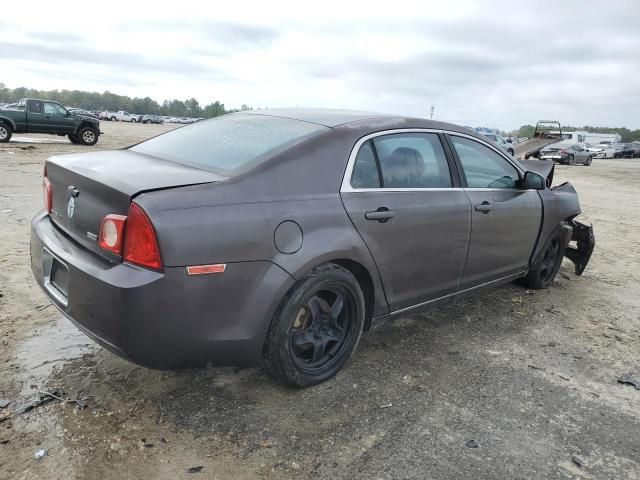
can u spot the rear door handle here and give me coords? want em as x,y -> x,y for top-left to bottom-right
365,208 -> 395,223
475,201 -> 494,213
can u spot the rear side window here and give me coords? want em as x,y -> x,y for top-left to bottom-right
130,114 -> 329,176
351,141 -> 380,188
374,133 -> 452,188
450,136 -> 520,189
29,101 -> 42,114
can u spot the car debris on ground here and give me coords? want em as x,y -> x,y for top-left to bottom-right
618,372 -> 640,390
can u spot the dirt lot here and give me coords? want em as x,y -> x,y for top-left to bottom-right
1,121 -> 639,479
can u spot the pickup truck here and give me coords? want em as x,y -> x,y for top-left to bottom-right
115,111 -> 138,122
0,98 -> 101,145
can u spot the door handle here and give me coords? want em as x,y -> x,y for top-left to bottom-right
474,201 -> 494,213
365,208 -> 395,223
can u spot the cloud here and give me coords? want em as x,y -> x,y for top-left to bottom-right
0,41 -> 231,79
1,1 -> 640,129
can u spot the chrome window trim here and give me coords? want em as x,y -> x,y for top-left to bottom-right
340,128 -> 525,194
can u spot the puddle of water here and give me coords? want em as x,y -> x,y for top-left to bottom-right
15,317 -> 96,396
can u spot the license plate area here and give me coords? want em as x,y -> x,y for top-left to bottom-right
43,248 -> 69,306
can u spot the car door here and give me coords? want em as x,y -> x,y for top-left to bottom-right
26,100 -> 47,132
340,131 -> 471,311
43,102 -> 75,133
447,134 -> 542,288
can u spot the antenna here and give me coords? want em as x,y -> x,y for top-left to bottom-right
430,105 -> 435,119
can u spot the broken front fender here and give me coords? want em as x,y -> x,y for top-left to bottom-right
564,220 -> 595,275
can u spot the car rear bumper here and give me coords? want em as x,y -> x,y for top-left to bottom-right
30,212 -> 295,369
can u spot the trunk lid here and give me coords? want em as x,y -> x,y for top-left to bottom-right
46,150 -> 224,260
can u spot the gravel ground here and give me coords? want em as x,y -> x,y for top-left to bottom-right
1,122 -> 639,479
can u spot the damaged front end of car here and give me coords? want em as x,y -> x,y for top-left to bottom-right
564,219 -> 595,275
520,159 -> 595,276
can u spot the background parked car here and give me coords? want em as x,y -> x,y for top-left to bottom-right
540,144 -> 592,165
141,115 -> 164,124
587,143 -> 616,159
114,111 -> 137,122
617,143 -> 637,158
67,108 -> 98,119
481,133 -> 515,156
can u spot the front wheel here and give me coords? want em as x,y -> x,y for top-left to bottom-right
585,155 -> 592,166
508,148 -> 514,156
76,126 -> 99,146
521,224 -> 570,289
263,263 -> 365,387
131,118 -> 137,123
0,122 -> 12,143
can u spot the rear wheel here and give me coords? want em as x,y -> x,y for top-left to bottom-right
567,154 -> 575,165
0,122 -> 12,143
77,126 -> 99,146
263,263 -> 365,387
131,118 -> 137,123
507,148 -> 514,156
521,224 -> 569,289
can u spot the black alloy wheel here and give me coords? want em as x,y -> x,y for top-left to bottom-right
290,287 -> 357,373
263,263 -> 365,387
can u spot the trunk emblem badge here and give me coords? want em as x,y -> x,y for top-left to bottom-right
67,197 -> 76,219
67,186 -> 79,219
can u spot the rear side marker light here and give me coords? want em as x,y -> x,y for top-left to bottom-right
186,264 -> 226,275
43,176 -> 52,213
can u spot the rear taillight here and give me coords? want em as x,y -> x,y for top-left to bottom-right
97,203 -> 162,270
123,203 -> 162,269
43,168 -> 52,214
560,150 -> 566,154
98,214 -> 127,255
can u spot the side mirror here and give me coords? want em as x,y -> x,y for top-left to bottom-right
522,171 -> 545,190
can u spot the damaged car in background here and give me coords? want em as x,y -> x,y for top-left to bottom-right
540,144 -> 593,165
30,109 -> 595,387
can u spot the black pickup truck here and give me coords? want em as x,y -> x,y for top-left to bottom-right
0,98 -> 101,145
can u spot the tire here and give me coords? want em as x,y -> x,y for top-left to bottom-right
76,126 -> 99,146
110,117 -> 116,122
508,148 -> 514,156
131,118 -> 137,123
263,263 -> 366,387
585,155 -> 592,166
68,134 -> 78,144
567,154 -> 575,165
0,122 -> 12,143
521,224 -> 571,290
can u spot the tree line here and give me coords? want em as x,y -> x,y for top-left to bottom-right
0,84 -> 250,118
514,124 -> 640,143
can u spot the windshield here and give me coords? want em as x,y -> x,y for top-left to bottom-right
130,114 -> 329,176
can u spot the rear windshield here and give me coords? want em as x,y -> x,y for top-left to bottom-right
130,114 -> 329,176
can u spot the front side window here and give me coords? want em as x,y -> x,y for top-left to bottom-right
450,136 -> 520,189
44,102 -> 66,115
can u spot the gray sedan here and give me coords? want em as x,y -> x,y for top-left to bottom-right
540,144 -> 593,165
30,109 -> 594,386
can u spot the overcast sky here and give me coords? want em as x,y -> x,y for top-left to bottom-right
3,0 -> 639,130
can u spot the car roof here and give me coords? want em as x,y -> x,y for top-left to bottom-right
240,108 -> 401,128
235,108 -> 484,140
